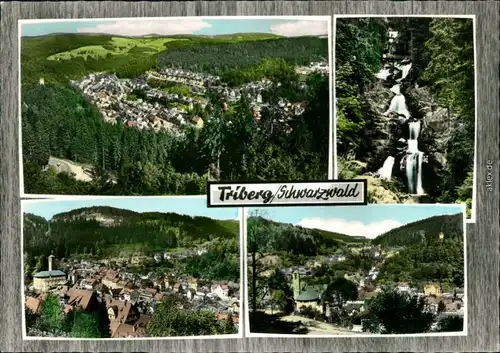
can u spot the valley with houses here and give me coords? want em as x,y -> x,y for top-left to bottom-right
23,205 -> 241,338
247,209 -> 465,335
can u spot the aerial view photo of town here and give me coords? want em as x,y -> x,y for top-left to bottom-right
22,197 -> 241,338
335,16 -> 475,219
246,204 -> 466,336
20,16 -> 331,196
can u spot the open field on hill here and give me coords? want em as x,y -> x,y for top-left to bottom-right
47,37 -> 183,61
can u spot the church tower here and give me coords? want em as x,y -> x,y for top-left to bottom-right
292,272 -> 301,299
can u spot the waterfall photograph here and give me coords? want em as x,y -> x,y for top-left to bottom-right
334,16 -> 476,219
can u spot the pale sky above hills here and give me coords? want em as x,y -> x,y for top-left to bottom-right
250,204 -> 465,239
23,196 -> 239,221
21,18 -> 329,37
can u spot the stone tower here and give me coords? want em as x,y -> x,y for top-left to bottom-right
48,254 -> 55,272
292,272 -> 301,299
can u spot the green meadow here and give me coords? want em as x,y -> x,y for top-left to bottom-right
47,37 -> 183,61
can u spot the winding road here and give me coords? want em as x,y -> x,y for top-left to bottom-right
48,156 -> 93,182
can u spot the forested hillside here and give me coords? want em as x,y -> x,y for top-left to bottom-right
336,17 -> 475,216
21,34 -> 330,195
377,235 -> 464,288
372,213 -> 464,247
21,33 -> 299,85
247,216 -> 367,257
21,34 -> 326,86
22,34 -> 160,85
158,36 -> 327,86
23,207 -> 240,282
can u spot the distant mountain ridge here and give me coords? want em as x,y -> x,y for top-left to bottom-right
28,205 -> 236,225
372,213 -> 464,247
22,32 -> 285,39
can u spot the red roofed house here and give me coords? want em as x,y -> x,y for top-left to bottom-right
110,315 -> 152,338
66,288 -> 98,311
216,313 -> 239,326
25,296 -> 41,315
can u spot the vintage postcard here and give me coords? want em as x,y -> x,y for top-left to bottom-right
334,16 -> 476,221
245,204 -> 466,337
22,196 -> 242,339
19,16 -> 332,197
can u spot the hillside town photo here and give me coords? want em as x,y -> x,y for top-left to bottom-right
246,204 -> 466,336
335,16 -> 475,219
20,17 -> 331,196
23,197 -> 241,338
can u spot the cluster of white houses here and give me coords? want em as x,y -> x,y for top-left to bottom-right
60,61 -> 324,136
295,60 -> 329,76
70,73 -> 203,133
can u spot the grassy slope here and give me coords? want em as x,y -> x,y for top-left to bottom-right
47,37 -> 183,61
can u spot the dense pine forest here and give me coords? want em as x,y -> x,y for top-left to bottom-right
21,33 -> 330,195
372,213 -> 463,247
248,215 -> 367,257
23,207 -> 240,282
158,36 -> 327,86
335,17 -> 475,216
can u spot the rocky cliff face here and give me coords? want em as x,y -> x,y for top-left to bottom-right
51,207 -> 131,227
361,80 -> 403,172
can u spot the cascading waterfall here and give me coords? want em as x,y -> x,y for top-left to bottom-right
395,63 -> 412,82
374,29 -> 426,196
378,156 -> 395,180
383,84 -> 411,120
406,121 -> 425,195
375,68 -> 391,80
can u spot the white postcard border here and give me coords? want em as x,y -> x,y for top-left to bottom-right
17,15 -> 334,198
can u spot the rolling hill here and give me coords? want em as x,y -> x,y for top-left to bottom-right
372,213 -> 464,247
21,32 -> 327,85
248,216 -> 368,257
23,206 -> 239,260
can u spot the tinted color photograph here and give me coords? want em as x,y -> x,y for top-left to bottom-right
334,16 -> 475,220
246,204 -> 466,336
20,16 -> 331,196
23,197 -> 241,339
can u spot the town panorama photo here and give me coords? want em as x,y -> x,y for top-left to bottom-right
20,17 -> 331,196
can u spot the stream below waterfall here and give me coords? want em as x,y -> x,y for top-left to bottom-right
375,31 -> 426,196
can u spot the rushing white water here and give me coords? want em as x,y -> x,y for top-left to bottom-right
395,63 -> 412,82
390,84 -> 401,95
375,68 -> 391,80
384,94 -> 411,119
406,121 -> 425,195
378,156 -> 395,180
376,28 -> 426,195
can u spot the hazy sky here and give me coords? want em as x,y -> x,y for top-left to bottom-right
23,199 -> 464,239
249,204 -> 465,239
21,18 -> 329,37
23,197 -> 239,221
